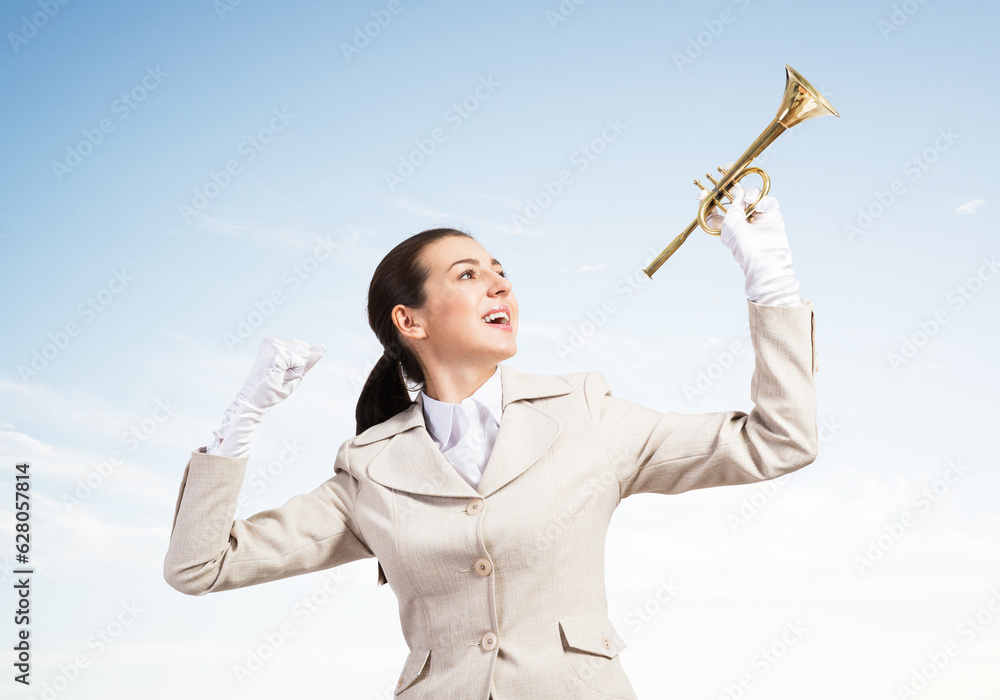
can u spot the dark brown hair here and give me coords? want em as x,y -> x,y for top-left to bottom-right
356,227 -> 474,586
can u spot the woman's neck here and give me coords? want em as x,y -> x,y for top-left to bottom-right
422,364 -> 498,404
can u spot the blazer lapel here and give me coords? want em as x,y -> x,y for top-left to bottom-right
362,362 -> 574,499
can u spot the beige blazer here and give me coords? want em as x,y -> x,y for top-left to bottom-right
164,298 -> 818,699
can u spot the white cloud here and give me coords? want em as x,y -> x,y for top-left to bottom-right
955,198 -> 985,215
560,263 -> 609,272
388,196 -> 545,238
169,214 -> 322,249
0,487 -> 168,577
450,189 -> 520,208
0,426 -> 180,518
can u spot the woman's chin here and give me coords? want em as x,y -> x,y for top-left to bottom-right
484,342 -> 516,363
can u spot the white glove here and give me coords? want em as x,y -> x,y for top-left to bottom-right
205,337 -> 326,459
698,180 -> 802,307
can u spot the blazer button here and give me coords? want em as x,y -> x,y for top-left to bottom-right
481,631 -> 498,651
474,558 -> 493,576
466,498 -> 485,515
602,636 -> 611,649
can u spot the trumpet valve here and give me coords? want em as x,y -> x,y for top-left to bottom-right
693,179 -> 728,212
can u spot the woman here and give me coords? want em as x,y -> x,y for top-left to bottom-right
164,183 -> 818,699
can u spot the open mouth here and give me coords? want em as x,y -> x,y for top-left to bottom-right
482,310 -> 510,325
481,310 -> 511,329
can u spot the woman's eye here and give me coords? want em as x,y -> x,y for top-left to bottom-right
459,269 -> 508,280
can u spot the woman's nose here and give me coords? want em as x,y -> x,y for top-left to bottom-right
489,270 -> 511,293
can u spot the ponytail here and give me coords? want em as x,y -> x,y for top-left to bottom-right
354,344 -> 413,436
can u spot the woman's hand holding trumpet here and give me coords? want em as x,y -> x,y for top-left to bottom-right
697,165 -> 802,307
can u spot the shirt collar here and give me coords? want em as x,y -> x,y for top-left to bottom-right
420,366 -> 503,445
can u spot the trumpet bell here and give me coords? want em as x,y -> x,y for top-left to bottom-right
776,64 -> 839,129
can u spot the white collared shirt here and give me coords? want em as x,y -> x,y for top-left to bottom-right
420,366 -> 503,489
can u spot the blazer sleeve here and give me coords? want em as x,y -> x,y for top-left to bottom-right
163,437 -> 374,596
586,298 -> 819,499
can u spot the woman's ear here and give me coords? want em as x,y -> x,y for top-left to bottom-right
391,304 -> 426,341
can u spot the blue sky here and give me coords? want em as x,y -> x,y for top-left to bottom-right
1,0 -> 998,697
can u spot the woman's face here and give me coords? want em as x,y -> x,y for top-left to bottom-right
394,236 -> 518,370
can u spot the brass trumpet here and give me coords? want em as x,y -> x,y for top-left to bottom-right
643,65 -> 839,278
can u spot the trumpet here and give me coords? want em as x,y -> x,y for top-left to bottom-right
643,65 -> 839,278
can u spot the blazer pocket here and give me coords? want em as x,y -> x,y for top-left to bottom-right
394,648 -> 430,696
559,615 -> 634,699
559,614 -> 627,658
